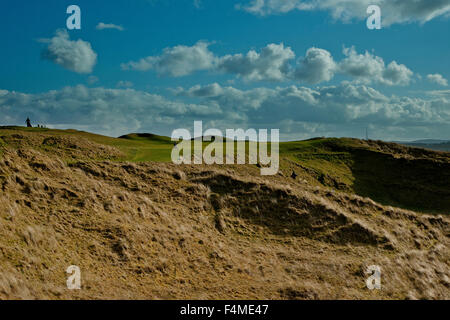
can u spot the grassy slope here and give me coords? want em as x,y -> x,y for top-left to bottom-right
1,127 -> 449,214
0,127 -> 174,162
0,127 -> 449,299
280,138 -> 450,213
110,132 -> 450,214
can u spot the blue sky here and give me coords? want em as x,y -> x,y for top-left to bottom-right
1,0 -> 449,140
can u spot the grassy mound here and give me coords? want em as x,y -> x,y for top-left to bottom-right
280,138 -> 450,213
0,127 -> 449,299
1,127 -> 449,214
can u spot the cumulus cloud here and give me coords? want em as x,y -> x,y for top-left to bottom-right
174,83 -> 224,97
172,82 -> 450,140
218,43 -> 294,81
0,85 -> 224,137
382,61 -> 414,86
122,42 -> 295,81
40,30 -> 97,74
0,84 -> 449,140
96,22 -> 124,31
338,47 -> 413,86
122,42 -> 414,86
238,0 -> 450,25
121,41 -> 216,76
427,74 -> 448,86
293,47 -> 336,84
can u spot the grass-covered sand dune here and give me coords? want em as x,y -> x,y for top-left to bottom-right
3,126 -> 448,213
0,126 -> 448,299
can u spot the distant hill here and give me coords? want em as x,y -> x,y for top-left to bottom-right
119,133 -> 172,143
393,139 -> 450,152
410,139 -> 449,144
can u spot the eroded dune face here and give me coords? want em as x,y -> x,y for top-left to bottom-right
0,131 -> 448,300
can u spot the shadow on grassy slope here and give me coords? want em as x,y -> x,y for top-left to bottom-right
284,138 -> 450,214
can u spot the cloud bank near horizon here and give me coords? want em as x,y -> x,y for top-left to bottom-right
1,83 -> 449,141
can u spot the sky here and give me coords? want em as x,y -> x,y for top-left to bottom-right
0,0 -> 449,141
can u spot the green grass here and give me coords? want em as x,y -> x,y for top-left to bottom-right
104,133 -> 174,162
0,127 -> 360,164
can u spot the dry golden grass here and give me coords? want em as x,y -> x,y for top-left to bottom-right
0,130 -> 448,300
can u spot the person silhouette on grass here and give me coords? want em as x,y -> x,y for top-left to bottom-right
291,170 -> 298,180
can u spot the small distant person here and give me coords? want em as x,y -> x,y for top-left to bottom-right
291,170 -> 298,180
26,117 -> 32,128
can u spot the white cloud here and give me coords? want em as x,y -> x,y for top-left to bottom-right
40,30 -> 97,74
0,85 -> 224,137
172,82 -> 450,140
218,43 -> 294,81
236,0 -> 313,16
121,41 -> 216,76
338,47 -> 413,86
339,47 -> 385,79
122,42 -> 296,81
427,74 -> 448,86
175,83 -> 224,97
96,22 -> 124,31
122,42 -> 415,86
0,84 -> 449,140
293,47 -> 336,84
382,61 -> 414,86
238,0 -> 450,25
